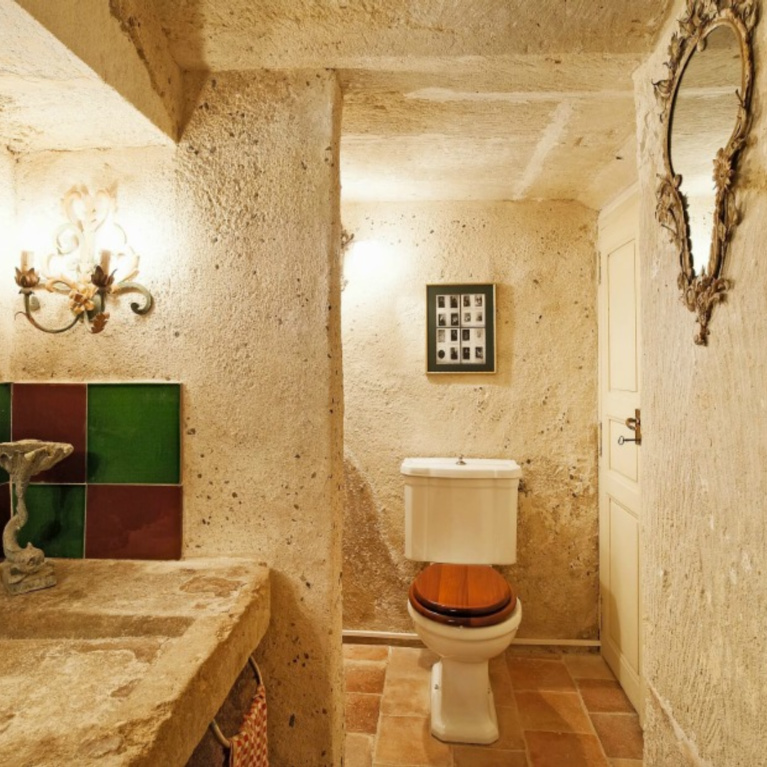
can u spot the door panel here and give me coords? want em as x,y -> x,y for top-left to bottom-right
608,497 -> 639,670
607,240 -> 638,393
608,417 -> 638,482
598,190 -> 643,717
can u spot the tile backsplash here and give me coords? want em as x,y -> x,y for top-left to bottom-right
0,382 -> 182,560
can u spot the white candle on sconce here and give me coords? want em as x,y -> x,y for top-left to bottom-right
20,251 -> 34,271
99,250 -> 111,273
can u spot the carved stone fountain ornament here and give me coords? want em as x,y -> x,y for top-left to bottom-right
1,440 -> 74,595
654,0 -> 757,345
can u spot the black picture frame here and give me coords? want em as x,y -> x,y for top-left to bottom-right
426,284 -> 496,374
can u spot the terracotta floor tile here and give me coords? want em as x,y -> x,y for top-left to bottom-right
346,692 -> 382,734
507,657 -> 576,692
344,644 -> 390,662
387,647 -> 438,679
515,690 -> 593,734
381,672 -> 431,717
345,660 -> 387,694
374,715 -> 452,766
526,731 -> 610,767
577,679 -> 635,713
465,703 -> 525,751
488,655 -> 515,706
346,733 -> 374,767
344,643 -> 640,767
453,746 -> 529,766
562,653 -> 616,681
590,714 -> 643,760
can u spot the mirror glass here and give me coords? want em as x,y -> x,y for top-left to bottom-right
669,24 -> 743,277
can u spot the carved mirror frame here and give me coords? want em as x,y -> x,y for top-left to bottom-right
654,0 -> 757,345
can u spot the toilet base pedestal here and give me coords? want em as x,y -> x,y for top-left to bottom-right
429,658 -> 499,745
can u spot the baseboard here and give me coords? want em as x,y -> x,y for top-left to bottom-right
342,630 -> 421,647
342,629 -> 600,650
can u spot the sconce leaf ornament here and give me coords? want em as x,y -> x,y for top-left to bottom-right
14,186 -> 154,334
654,0 -> 757,345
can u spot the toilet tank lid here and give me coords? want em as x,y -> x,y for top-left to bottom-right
401,457 -> 522,479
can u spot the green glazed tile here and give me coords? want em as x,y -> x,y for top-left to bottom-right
87,384 -> 181,485
0,384 -> 10,482
16,484 -> 85,559
0,483 -> 10,538
0,383 -> 9,440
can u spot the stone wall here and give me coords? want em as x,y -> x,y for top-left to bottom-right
8,71 -> 344,767
341,200 -> 599,640
636,3 -> 767,763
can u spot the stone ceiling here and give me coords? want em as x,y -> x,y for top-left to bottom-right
0,1 -> 176,154
2,0 -> 678,209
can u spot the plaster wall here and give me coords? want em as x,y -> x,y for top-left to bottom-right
14,0 -> 182,142
0,149 -> 14,378
636,3 -> 767,764
0,1 -> 174,154
341,201 -> 599,639
8,70 -> 344,767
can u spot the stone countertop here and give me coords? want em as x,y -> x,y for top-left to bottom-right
0,558 -> 270,767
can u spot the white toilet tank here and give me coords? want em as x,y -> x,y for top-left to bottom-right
401,457 -> 522,565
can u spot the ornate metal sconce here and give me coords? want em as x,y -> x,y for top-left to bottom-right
14,186 -> 153,334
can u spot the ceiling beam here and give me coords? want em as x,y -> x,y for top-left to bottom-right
12,0 -> 183,142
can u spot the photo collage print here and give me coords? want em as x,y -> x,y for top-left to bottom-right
435,292 -> 486,365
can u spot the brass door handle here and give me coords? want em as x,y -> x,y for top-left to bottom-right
618,409 -> 642,446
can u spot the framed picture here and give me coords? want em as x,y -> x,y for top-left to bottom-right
426,284 -> 496,374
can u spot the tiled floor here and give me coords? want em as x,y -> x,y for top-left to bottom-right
344,644 -> 642,767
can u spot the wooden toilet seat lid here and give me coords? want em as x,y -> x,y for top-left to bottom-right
409,564 -> 516,626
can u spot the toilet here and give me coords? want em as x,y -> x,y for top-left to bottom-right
401,457 -> 523,745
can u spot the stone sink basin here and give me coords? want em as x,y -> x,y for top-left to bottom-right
0,558 -> 270,766
0,612 -> 194,641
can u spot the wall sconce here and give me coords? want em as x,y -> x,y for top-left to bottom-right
14,186 -> 153,334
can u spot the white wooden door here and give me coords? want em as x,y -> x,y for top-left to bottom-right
598,190 -> 643,716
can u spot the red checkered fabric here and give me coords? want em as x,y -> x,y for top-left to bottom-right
229,681 -> 269,767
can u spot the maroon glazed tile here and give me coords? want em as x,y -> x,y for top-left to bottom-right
11,384 -> 87,483
85,485 -> 182,560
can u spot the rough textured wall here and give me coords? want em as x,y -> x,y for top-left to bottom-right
0,149 -> 14,378
9,70 -> 344,767
341,201 -> 599,640
14,0 -> 182,142
636,3 -> 767,764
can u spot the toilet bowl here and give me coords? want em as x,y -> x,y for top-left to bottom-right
407,562 -> 522,743
401,457 -> 524,745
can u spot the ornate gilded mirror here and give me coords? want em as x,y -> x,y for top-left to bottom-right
655,0 -> 757,345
